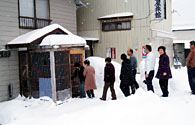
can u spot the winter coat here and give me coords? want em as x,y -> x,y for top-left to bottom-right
156,53 -> 172,79
83,65 -> 97,91
120,59 -> 133,85
104,63 -> 115,84
186,48 -> 195,68
71,66 -> 85,82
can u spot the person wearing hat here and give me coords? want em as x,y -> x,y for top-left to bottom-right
186,41 -> 195,95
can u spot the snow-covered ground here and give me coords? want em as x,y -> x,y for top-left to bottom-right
0,57 -> 195,125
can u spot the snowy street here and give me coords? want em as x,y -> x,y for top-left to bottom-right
0,57 -> 195,125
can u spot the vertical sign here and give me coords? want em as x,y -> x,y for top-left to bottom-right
154,0 -> 165,20
106,48 -> 116,59
142,46 -> 147,58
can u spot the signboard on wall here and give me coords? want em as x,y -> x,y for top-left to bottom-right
142,46 -> 147,58
106,48 -> 116,59
154,0 -> 165,20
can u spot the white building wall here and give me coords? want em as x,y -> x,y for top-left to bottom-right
77,0 -> 152,64
0,0 -> 20,102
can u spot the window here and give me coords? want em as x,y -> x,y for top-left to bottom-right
102,21 -> 131,32
154,0 -> 166,20
19,0 -> 51,29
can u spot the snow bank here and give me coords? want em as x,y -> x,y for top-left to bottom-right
0,57 -> 195,125
87,57 -> 124,99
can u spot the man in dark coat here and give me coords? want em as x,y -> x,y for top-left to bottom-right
156,46 -> 172,97
71,63 -> 86,98
120,54 -> 133,97
100,57 -> 117,101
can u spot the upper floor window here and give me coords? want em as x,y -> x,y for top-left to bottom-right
102,21 -> 131,32
154,0 -> 167,20
19,0 -> 51,29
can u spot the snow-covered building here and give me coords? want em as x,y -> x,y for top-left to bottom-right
77,0 -> 174,65
172,26 -> 195,66
0,0 -> 78,102
172,0 -> 195,66
7,24 -> 87,102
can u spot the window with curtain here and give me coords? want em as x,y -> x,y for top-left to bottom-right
19,0 -> 51,29
102,21 -> 131,32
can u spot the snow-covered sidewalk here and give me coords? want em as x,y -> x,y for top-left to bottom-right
0,57 -> 195,125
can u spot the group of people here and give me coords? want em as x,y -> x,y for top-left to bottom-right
72,41 -> 195,100
71,60 -> 97,98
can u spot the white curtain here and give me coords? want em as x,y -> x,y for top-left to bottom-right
20,0 -> 34,17
36,0 -> 49,19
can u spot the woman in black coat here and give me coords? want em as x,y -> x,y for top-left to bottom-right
156,46 -> 172,97
120,54 -> 133,97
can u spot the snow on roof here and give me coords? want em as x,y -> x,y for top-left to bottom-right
7,24 -> 73,45
172,25 -> 195,31
81,37 -> 99,41
152,29 -> 175,39
40,34 -> 86,47
173,40 -> 191,49
98,12 -> 133,20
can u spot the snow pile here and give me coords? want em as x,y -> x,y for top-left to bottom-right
40,34 -> 86,47
0,57 -> 195,125
98,12 -> 134,20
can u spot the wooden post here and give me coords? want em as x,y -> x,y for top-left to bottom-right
50,51 -> 57,102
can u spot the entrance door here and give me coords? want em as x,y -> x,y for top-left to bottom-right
19,51 -> 30,97
70,50 -> 84,97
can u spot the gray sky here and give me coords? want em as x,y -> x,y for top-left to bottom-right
172,0 -> 195,26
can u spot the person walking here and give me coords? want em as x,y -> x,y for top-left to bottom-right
100,57 -> 117,101
120,54 -> 133,97
145,45 -> 156,92
127,48 -> 139,94
186,41 -> 195,95
83,60 -> 97,98
71,63 -> 86,98
156,46 -> 172,97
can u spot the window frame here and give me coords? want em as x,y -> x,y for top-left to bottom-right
18,0 -> 51,29
102,20 -> 131,32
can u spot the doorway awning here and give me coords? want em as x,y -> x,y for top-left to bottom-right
81,36 -> 99,42
98,12 -> 134,20
173,40 -> 191,49
7,24 -> 86,49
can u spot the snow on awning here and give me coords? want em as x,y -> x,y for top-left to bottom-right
173,40 -> 191,49
98,12 -> 134,20
172,25 -> 195,31
40,34 -> 86,47
152,29 -> 175,39
81,37 -> 99,41
7,24 -> 73,45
